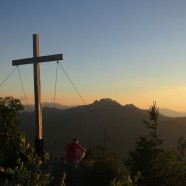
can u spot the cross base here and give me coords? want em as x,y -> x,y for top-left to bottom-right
35,138 -> 43,160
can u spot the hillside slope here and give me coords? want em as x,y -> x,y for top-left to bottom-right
20,98 -> 186,157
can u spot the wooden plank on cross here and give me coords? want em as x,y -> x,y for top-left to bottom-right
12,54 -> 63,66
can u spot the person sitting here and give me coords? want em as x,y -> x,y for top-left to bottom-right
64,138 -> 86,164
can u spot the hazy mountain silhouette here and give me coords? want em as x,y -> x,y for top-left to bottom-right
20,98 -> 186,157
23,102 -> 71,112
23,100 -> 186,117
159,108 -> 186,117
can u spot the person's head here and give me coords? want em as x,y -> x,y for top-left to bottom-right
72,138 -> 78,143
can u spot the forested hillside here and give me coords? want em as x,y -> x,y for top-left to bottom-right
20,98 -> 186,156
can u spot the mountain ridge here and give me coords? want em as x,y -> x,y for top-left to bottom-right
23,98 -> 186,117
20,98 -> 186,157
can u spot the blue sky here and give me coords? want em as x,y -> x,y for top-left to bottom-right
1,1 -> 186,111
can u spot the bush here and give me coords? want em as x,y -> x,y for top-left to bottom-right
0,97 -> 53,185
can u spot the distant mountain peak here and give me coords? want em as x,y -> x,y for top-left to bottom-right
93,98 -> 121,106
123,104 -> 139,109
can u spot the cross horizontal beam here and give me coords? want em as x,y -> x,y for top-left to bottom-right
12,53 -> 63,66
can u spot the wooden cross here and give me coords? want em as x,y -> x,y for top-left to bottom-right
12,34 -> 63,158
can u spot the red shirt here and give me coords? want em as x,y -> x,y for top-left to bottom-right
64,142 -> 86,161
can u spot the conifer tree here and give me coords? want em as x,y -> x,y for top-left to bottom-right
126,102 -> 163,186
143,101 -> 163,159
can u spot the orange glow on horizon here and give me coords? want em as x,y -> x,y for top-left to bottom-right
1,91 -> 186,112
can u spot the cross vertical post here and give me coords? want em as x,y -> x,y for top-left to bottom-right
33,34 -> 43,158
12,34 -> 64,159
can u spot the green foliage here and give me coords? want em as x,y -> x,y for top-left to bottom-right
110,172 -> 141,186
77,144 -> 127,186
0,155 -> 53,185
177,137 -> 186,156
155,149 -> 186,186
127,102 -> 186,186
126,136 -> 162,185
0,96 -> 53,185
0,96 -> 24,167
126,136 -> 154,174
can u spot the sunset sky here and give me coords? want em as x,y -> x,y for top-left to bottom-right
1,1 -> 186,111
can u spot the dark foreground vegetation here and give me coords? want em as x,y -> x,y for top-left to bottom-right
1,97 -> 186,185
